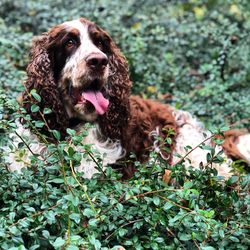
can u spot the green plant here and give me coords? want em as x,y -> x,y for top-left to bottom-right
0,0 -> 249,249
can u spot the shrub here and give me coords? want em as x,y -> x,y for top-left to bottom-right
0,0 -> 249,249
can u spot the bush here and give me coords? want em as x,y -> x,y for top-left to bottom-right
0,0 -> 249,249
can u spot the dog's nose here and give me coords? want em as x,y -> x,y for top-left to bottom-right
86,53 -> 108,70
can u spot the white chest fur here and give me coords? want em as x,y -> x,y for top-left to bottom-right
4,123 -> 125,179
76,127 -> 125,178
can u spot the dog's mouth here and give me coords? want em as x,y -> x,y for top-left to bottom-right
70,79 -> 109,115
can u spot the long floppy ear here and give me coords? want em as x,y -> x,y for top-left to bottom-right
98,35 -> 132,142
22,34 -> 69,140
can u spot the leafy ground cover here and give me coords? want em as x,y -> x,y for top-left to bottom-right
0,0 -> 249,249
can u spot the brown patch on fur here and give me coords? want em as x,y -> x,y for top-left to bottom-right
112,97 -> 178,179
221,129 -> 249,162
69,28 -> 80,37
123,96 -> 178,163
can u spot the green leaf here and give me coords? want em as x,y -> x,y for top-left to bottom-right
219,229 -> 225,238
9,226 -> 20,235
89,218 -> 98,227
52,237 -> 65,249
70,235 -> 82,243
45,211 -> 56,224
30,89 -> 41,102
201,247 -> 216,250
42,230 -> 50,239
98,194 -> 109,203
227,176 -> 238,185
220,126 -> 230,132
68,147 -> 75,157
43,108 -> 52,114
66,245 -> 79,250
49,178 -> 64,184
89,235 -> 101,249
117,203 -> 123,212
153,196 -> 160,206
30,245 -> 40,250
9,212 -> 16,221
197,209 -> 214,218
83,208 -> 95,218
166,137 -> 172,145
118,228 -> 127,237
206,210 -> 215,218
34,120 -> 45,128
66,176 -> 78,187
133,221 -> 144,230
31,104 -> 40,113
184,181 -> 193,189
163,202 -> 173,211
64,194 -> 79,206
69,213 -> 81,224
229,236 -> 240,242
52,130 -> 61,140
9,246 -> 27,250
206,153 -> 212,162
179,233 -> 192,241
67,128 -> 76,136
155,237 -> 164,243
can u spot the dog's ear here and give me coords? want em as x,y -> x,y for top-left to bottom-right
98,32 -> 132,141
22,34 -> 69,140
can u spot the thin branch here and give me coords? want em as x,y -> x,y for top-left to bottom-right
157,195 -> 193,212
69,159 -> 96,213
135,188 -> 179,198
86,150 -> 107,177
166,227 -> 187,249
97,188 -> 182,220
14,131 -> 36,156
105,218 -> 143,241
174,134 -> 215,166
193,239 -> 201,250
9,203 -> 60,228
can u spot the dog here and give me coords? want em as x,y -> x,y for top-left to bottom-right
5,18 -> 250,179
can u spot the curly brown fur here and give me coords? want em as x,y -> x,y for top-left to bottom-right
124,96 -> 177,161
22,33 -> 69,140
115,96 -> 178,179
98,33 -> 132,141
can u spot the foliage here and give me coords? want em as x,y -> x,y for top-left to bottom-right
1,95 -> 249,249
0,0 -> 250,249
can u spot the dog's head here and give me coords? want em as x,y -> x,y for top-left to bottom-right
50,18 -> 112,121
23,18 -> 131,140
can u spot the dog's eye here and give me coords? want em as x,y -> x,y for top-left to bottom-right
65,39 -> 76,48
96,39 -> 103,49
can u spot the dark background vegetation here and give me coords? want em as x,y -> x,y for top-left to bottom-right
0,0 -> 249,249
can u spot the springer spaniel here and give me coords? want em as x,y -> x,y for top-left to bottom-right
6,18 -> 250,179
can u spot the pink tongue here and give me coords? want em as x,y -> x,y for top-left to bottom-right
82,91 -> 109,115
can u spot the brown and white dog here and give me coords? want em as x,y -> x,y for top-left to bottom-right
6,18 -> 250,179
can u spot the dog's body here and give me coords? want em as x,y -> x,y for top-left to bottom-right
6,18 -> 250,178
